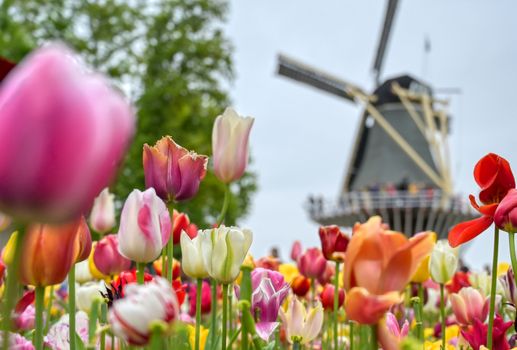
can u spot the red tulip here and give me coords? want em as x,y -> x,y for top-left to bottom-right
445,271 -> 471,294
153,257 -> 181,280
143,136 -> 208,202
319,284 -> 344,311
18,218 -> 89,286
494,189 -> 517,233
449,153 -> 515,247
319,225 -> 350,262
93,234 -> 131,276
291,275 -> 311,297
172,209 -> 197,244
0,44 -> 135,223
461,314 -> 512,350
318,262 -> 335,286
297,248 -> 327,280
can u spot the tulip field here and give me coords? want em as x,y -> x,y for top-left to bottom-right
1,44 -> 517,350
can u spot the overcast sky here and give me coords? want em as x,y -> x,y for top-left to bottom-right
224,0 -> 517,269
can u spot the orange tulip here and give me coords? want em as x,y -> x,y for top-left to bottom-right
18,218 -> 90,286
343,216 -> 434,324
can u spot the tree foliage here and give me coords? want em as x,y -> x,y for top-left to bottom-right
0,0 -> 256,226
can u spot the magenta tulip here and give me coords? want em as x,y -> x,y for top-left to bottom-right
297,248 -> 327,280
212,108 -> 254,183
93,234 -> 131,276
143,136 -> 208,202
494,188 -> 517,233
0,44 -> 135,222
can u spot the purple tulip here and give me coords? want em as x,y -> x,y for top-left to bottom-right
0,44 -> 135,222
251,268 -> 290,341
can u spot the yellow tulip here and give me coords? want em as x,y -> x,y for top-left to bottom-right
187,324 -> 209,350
278,263 -> 299,284
411,232 -> 437,283
498,262 -> 510,276
2,231 -> 17,265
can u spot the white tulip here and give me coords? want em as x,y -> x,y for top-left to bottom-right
180,231 -> 208,279
75,260 -> 93,284
76,281 -> 106,313
429,240 -> 458,284
280,296 -> 323,344
200,226 -> 253,284
109,277 -> 179,346
89,188 -> 116,234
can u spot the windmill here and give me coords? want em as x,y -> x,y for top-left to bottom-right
276,0 -> 474,238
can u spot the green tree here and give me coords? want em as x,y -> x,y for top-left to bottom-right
0,0 -> 256,226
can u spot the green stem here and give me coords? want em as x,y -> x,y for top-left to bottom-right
44,285 -> 55,334
487,227 -> 500,349
88,298 -> 100,348
370,324 -> 377,350
411,294 -> 423,342
34,286 -> 45,350
227,326 -> 242,349
69,265 -> 77,350
349,322 -> 354,350
195,278 -> 202,350
137,262 -> 145,284
509,232 -> 517,279
222,284 -> 228,350
292,340 -> 301,350
209,279 -> 217,348
240,267 -> 252,350
216,184 -> 230,226
100,303 -> 107,350
228,286 -> 233,341
439,283 -> 446,349
333,262 -> 340,350
310,278 -> 316,305
417,283 -> 424,341
2,228 -> 26,350
167,236 -> 174,282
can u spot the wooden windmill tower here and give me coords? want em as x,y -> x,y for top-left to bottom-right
276,0 -> 474,238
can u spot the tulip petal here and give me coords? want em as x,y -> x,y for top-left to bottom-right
448,215 -> 493,247
255,322 -> 279,341
301,302 -> 323,344
345,287 -> 402,325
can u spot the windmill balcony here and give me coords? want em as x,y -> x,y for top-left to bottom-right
306,190 -> 476,239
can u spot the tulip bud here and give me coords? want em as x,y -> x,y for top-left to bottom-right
180,231 -> 209,279
200,226 -> 253,284
0,44 -> 135,223
319,284 -> 345,311
118,188 -> 171,263
109,277 -> 179,345
18,218 -> 89,286
494,188 -> 517,233
500,268 -> 517,305
450,287 -> 489,326
290,240 -> 302,262
143,136 -> 208,202
297,248 -> 327,280
212,108 -> 254,183
318,225 -> 350,262
89,188 -> 116,234
75,260 -> 93,284
93,234 -> 131,276
429,240 -> 458,284
291,275 -> 311,297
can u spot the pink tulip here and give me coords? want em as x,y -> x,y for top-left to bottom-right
143,136 -> 208,202
118,188 -> 171,263
0,44 -> 135,222
93,234 -> 131,276
290,240 -> 302,262
495,188 -> 517,233
297,248 -> 327,280
450,287 -> 489,326
212,108 -> 254,183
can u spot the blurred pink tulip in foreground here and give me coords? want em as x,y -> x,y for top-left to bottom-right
0,43 -> 135,222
